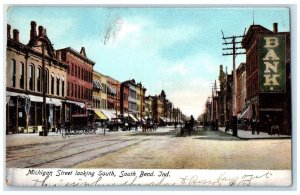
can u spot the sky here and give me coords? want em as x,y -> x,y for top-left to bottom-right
6,6 -> 290,117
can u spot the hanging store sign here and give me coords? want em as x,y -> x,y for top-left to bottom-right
259,34 -> 286,92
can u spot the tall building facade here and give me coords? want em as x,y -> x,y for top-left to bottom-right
57,46 -> 95,120
241,23 -> 291,134
6,21 -> 68,134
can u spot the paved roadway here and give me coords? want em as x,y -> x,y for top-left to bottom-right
6,127 -> 291,169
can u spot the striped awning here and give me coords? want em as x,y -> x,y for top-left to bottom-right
93,110 -> 108,120
107,85 -> 116,96
128,114 -> 139,122
93,80 -> 103,90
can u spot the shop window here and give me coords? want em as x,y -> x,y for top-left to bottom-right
19,62 -> 24,89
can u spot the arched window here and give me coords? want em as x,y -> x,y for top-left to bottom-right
28,64 -> 35,91
45,69 -> 49,94
61,76 -> 65,97
19,62 -> 24,89
51,73 -> 55,94
56,75 -> 60,96
10,59 -> 16,87
37,67 -> 42,92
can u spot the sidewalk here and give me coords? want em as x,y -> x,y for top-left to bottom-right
218,127 -> 291,139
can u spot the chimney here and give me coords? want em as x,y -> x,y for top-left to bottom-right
13,29 -> 19,42
56,51 -> 61,60
273,23 -> 278,33
7,24 -> 11,39
38,25 -> 44,36
30,21 -> 37,39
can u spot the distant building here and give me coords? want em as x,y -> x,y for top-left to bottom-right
122,79 -> 138,118
236,63 -> 247,117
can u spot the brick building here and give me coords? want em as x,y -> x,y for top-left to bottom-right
57,47 -> 95,121
241,23 -> 291,134
236,63 -> 247,116
6,21 -> 68,134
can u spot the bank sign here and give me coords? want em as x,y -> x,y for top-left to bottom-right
259,34 -> 286,92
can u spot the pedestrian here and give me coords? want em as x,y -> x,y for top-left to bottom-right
250,118 -> 255,135
189,115 -> 195,136
225,120 -> 230,132
56,122 -> 61,133
256,119 -> 260,135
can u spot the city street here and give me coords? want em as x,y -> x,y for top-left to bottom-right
6,127 -> 291,169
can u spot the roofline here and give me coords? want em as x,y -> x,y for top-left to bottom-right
57,47 -> 95,65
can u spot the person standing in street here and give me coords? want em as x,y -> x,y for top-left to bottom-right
189,115 -> 195,136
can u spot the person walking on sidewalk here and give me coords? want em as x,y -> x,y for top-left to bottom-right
225,120 -> 230,132
250,118 -> 255,135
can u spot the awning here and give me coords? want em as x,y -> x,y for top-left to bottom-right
6,91 -> 28,98
101,109 -> 117,120
66,100 -> 85,108
107,85 -> 116,96
239,106 -> 252,119
129,114 -> 139,122
93,80 -> 103,90
159,117 -> 166,122
93,110 -> 108,120
28,95 -> 62,106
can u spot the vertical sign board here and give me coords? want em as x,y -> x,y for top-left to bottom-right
259,34 -> 286,92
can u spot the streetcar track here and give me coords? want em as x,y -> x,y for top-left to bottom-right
33,139 -> 148,168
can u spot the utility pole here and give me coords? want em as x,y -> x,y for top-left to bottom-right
221,30 -> 246,136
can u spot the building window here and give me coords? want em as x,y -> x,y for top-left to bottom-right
51,73 -> 55,94
71,83 -> 73,97
45,69 -> 49,94
71,63 -> 74,76
28,64 -> 35,91
56,75 -> 60,96
75,65 -> 77,77
10,59 -> 16,87
77,85 -> 80,98
67,82 -> 69,96
62,77 -> 65,97
37,67 -> 42,92
78,67 -> 81,79
19,62 -> 24,89
75,84 -> 77,98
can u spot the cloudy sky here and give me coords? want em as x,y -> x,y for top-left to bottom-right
6,7 -> 290,117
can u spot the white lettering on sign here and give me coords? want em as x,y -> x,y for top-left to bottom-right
263,36 -> 281,89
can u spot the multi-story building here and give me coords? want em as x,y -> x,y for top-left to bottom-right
241,23 -> 291,134
92,70 -> 108,121
136,82 -> 146,120
145,96 -> 153,119
106,76 -> 120,118
6,21 -> 68,134
123,80 -> 138,117
152,95 -> 164,123
57,46 -> 95,121
236,63 -> 247,117
120,82 -> 129,116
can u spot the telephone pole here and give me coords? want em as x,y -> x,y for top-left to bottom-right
221,30 -> 246,136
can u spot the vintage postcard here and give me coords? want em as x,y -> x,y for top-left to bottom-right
4,6 -> 293,187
